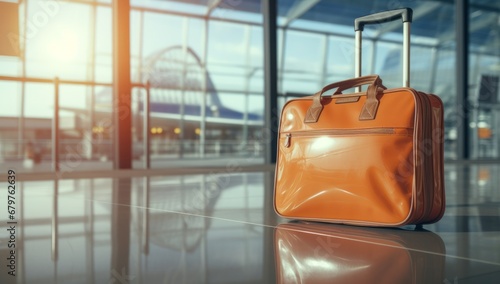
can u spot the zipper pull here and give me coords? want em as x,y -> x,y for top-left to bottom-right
284,133 -> 291,148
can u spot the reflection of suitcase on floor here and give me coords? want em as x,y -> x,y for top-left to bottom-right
274,222 -> 446,284
274,8 -> 445,226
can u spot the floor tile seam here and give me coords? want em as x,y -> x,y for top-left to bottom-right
0,165 -> 276,182
443,212 -> 500,216
82,198 -> 500,268
80,197 -> 279,229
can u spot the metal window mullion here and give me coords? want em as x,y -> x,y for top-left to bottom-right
18,0 -> 28,160
200,18 -> 209,158
456,0 -> 470,160
52,78 -> 60,171
429,47 -> 439,93
262,0 -> 278,164
144,82 -> 151,168
243,25 -> 252,153
370,40 -> 377,77
179,18 -> 189,158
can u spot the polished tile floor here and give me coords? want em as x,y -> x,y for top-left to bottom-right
0,164 -> 499,283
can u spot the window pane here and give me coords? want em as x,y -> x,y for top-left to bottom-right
279,0 -> 458,159
25,2 -> 91,80
468,1 -> 500,158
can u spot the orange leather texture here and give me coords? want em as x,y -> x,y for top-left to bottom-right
274,76 -> 445,226
274,222 -> 445,283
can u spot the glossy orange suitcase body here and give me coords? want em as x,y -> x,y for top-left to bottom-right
274,8 -> 445,227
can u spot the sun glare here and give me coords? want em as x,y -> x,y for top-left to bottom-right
41,27 -> 81,74
38,24 -> 85,77
48,30 -> 79,61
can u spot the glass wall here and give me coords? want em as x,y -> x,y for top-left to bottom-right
277,0 -> 459,159
0,0 -> 265,172
2,0 -> 500,173
276,0 -> 500,160
0,0 -> 114,173
468,1 -> 500,159
129,1 -> 265,168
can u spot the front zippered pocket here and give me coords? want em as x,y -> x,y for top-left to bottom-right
282,127 -> 412,148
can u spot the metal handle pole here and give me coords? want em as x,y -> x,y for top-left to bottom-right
403,21 -> 410,87
355,8 -> 413,89
355,30 -> 362,92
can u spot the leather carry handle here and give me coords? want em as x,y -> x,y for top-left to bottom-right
304,75 -> 387,123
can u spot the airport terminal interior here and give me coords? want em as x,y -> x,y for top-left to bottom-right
0,0 -> 500,283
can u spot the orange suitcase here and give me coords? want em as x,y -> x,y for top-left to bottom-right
274,8 -> 445,226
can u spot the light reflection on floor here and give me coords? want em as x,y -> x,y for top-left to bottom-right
0,164 -> 499,283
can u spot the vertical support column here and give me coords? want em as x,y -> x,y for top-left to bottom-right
456,0 -> 469,160
52,77 -> 60,172
262,0 -> 278,164
112,0 -> 132,169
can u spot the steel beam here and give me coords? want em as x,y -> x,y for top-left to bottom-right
262,0 -> 278,164
206,0 -> 223,17
456,0 -> 469,159
283,0 -> 320,27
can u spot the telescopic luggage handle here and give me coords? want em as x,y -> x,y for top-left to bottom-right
354,8 -> 413,91
354,8 -> 413,31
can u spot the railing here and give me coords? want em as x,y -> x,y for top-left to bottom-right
0,138 -> 263,163
0,75 -> 149,171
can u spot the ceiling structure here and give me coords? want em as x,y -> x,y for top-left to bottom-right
164,0 -> 500,52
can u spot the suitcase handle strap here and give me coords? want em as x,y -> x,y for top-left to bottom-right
304,75 -> 386,123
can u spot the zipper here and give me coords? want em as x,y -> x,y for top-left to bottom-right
406,90 -> 433,225
415,92 -> 434,224
282,127 -> 411,148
